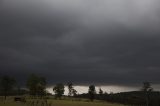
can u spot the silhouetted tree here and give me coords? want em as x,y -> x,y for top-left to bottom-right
67,82 -> 73,96
17,85 -> 21,95
142,82 -> 153,92
99,88 -> 103,95
141,82 -> 153,106
0,75 -> 16,99
53,83 -> 65,99
26,74 -> 46,97
72,88 -> 77,97
88,85 -> 96,101
67,82 -> 77,97
104,92 -> 108,95
26,74 -> 37,96
37,77 -> 46,97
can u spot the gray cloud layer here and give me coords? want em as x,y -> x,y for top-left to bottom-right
0,0 -> 160,86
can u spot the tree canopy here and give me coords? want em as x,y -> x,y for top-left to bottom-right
88,85 -> 96,101
26,74 -> 46,96
0,75 -> 16,99
53,83 -> 65,99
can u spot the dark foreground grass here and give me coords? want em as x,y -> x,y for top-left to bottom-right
0,97 -> 124,106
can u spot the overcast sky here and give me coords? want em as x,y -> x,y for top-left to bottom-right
0,0 -> 160,87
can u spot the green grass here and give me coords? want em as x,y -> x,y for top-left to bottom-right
0,97 -> 124,106
47,100 -> 123,106
0,101 -> 24,106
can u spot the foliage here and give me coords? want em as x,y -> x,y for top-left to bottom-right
0,75 -> 16,99
141,82 -> 153,92
67,82 -> 73,96
67,82 -> 77,97
53,83 -> 65,99
26,74 -> 46,96
99,88 -> 103,95
88,85 -> 96,101
72,89 -> 77,96
141,82 -> 153,106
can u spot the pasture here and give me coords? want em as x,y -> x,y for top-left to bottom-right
0,97 -> 124,106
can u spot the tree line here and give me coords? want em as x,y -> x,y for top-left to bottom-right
0,74 -> 96,101
0,74 -> 160,106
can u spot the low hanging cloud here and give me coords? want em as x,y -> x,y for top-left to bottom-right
0,0 -> 160,86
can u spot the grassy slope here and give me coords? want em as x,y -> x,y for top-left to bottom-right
0,99 -> 123,106
48,100 -> 122,106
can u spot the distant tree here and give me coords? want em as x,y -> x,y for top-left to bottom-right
67,82 -> 77,97
141,82 -> 153,106
88,85 -> 96,101
142,82 -> 153,92
110,92 -> 114,94
0,75 -> 16,100
26,74 -> 46,97
99,88 -> 103,95
26,74 -> 37,96
67,82 -> 73,96
37,77 -> 46,96
104,92 -> 108,95
53,83 -> 65,99
17,85 -> 21,95
72,88 -> 77,97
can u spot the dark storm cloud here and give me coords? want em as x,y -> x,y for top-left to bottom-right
0,0 -> 160,86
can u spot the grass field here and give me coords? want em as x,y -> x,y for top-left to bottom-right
0,97 -> 124,106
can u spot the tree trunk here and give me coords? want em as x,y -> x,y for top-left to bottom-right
146,92 -> 149,106
4,91 -> 7,100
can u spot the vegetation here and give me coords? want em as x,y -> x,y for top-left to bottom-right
67,82 -> 77,97
67,82 -> 73,96
53,83 -> 65,99
0,97 -> 123,106
0,74 -> 160,106
141,82 -> 153,106
88,85 -> 96,101
26,74 -> 46,97
0,75 -> 16,99
99,88 -> 103,95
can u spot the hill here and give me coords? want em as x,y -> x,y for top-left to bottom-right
76,91 -> 160,106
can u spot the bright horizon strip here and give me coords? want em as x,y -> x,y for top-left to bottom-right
46,84 -> 160,95
46,85 -> 138,95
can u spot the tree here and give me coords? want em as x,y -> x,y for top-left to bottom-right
142,82 -> 153,92
36,77 -> 46,96
72,89 -> 77,97
88,85 -> 96,101
26,74 -> 46,97
141,82 -> 153,106
53,83 -> 65,99
67,82 -> 73,96
67,82 -> 77,97
99,88 -> 103,95
0,75 -> 16,100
